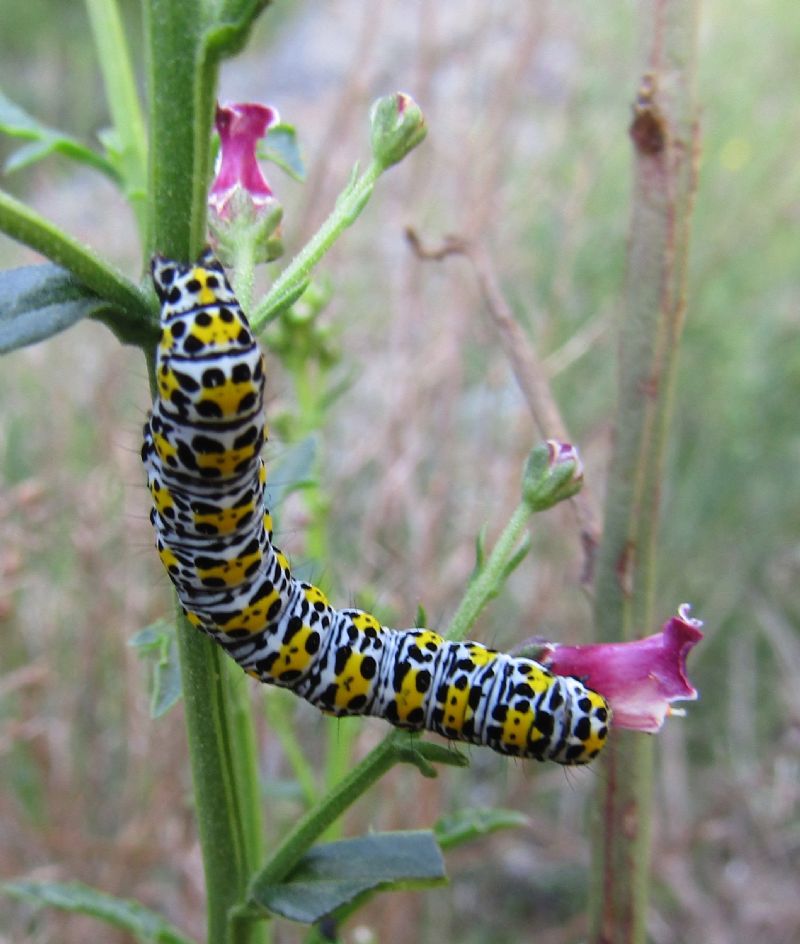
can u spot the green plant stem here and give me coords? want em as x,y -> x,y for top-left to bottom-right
247,734 -> 447,901
173,609 -> 252,944
263,690 -> 319,807
232,236 -> 258,314
143,4 -> 267,942
445,501 -> 532,643
224,661 -> 266,881
250,160 -> 382,332
321,718 -> 360,841
589,3 -> 699,942
0,189 -> 152,334
144,0 -> 216,260
85,0 -> 149,240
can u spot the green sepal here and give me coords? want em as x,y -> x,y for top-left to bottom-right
369,93 -> 427,171
521,441 -> 583,512
248,831 -> 446,924
0,880 -> 196,944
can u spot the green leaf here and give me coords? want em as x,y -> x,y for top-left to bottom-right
0,264 -> 114,353
129,620 -> 183,719
434,807 -> 529,850
0,880 -> 196,944
0,90 -> 118,180
266,434 -> 319,509
260,123 -> 306,182
250,831 -> 446,923
414,602 -> 428,628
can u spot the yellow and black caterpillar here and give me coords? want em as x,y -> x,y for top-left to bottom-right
142,249 -> 610,765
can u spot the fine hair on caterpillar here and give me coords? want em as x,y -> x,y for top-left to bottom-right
142,248 -> 610,766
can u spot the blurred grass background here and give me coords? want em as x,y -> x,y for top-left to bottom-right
1,1 -> 798,942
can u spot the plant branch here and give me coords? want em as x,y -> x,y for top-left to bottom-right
143,4 -> 268,942
0,188 -> 153,342
85,0 -> 149,240
250,160 -> 382,332
406,228 -> 601,585
588,3 -> 700,941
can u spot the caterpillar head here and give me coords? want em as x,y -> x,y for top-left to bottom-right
151,249 -> 234,316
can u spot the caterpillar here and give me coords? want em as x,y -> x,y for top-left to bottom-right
142,248 -> 611,765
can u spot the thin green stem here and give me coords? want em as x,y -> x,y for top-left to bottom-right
588,2 -> 699,941
321,718 -> 360,841
263,690 -> 319,808
246,733 -> 455,901
444,502 -> 532,643
232,237 -> 258,314
85,0 -> 149,241
250,160 -> 382,332
250,737 -> 398,894
224,661 -> 265,881
0,188 -> 153,343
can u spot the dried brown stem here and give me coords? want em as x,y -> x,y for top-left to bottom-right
406,227 -> 600,583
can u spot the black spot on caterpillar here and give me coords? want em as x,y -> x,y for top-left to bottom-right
142,249 -> 610,765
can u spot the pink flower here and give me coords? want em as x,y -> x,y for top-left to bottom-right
540,604 -> 704,733
209,102 -> 279,219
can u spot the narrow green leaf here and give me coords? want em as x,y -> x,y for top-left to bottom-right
129,619 -> 183,718
434,807 -> 529,850
0,191 -> 156,347
0,90 -> 118,180
414,602 -> 428,629
5,140 -> 59,174
0,264 -> 113,353
0,880 -> 196,944
260,124 -> 305,181
266,435 -> 319,509
251,831 -> 446,924
84,0 -> 149,239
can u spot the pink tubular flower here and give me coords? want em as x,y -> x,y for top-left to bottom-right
209,102 -> 279,219
540,604 -> 704,733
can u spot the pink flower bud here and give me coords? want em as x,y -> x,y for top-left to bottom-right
370,92 -> 427,170
521,440 -> 584,512
540,604 -> 703,733
209,102 -> 279,220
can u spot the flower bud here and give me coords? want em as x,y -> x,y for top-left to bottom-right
370,92 -> 427,170
521,440 -> 584,512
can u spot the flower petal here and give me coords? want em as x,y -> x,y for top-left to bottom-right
210,102 -> 279,218
542,604 -> 704,733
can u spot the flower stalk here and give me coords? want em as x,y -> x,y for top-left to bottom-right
589,2 -> 700,940
143,5 -> 267,943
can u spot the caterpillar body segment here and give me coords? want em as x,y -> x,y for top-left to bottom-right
143,249 -> 611,766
